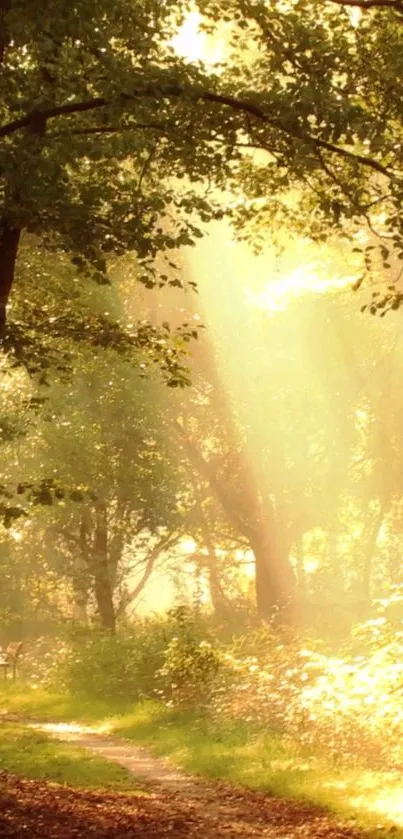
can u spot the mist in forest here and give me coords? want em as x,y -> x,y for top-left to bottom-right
2,216 -> 400,642
114,218 -> 400,633
1,0 -> 402,646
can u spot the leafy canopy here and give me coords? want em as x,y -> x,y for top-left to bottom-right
1,0 -> 403,308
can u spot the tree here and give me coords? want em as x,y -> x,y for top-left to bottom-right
31,349 -> 185,631
4,0 -> 403,631
0,0 -> 229,339
1,0 -> 403,349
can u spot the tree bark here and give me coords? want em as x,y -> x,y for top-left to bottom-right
93,502 -> 116,633
71,561 -> 90,624
251,526 -> 296,626
78,505 -> 116,632
206,557 -> 228,616
71,595 -> 88,624
0,223 -> 21,337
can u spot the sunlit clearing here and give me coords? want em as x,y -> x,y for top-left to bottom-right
353,785 -> 403,827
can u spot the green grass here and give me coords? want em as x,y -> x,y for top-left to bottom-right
0,681 -> 130,722
1,683 -> 403,835
0,722 -> 140,790
110,701 -> 403,835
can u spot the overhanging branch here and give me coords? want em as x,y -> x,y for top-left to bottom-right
326,0 -> 403,8
128,532 -> 180,602
199,90 -> 391,177
0,84 -> 393,179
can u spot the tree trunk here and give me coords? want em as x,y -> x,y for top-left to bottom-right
191,477 -> 229,617
206,558 -> 228,616
175,420 -> 298,626
362,501 -> 387,605
71,564 -> 90,624
0,223 -> 21,337
93,502 -> 116,633
251,527 -> 296,627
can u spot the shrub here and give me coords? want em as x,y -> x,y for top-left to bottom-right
158,606 -> 222,707
54,609 -> 218,703
57,631 -> 136,700
55,619 -> 171,702
213,611 -> 403,770
17,635 -> 70,685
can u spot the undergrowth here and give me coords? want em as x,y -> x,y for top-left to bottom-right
3,600 -> 403,830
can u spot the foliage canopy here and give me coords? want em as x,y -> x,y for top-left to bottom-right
0,0 -> 403,342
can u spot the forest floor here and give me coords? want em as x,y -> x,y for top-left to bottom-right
0,719 -> 377,839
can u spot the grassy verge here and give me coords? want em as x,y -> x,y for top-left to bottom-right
1,683 -> 402,834
0,722 -> 140,790
110,702 -> 403,834
0,681 -> 130,722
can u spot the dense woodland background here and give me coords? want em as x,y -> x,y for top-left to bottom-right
1,0 -> 403,777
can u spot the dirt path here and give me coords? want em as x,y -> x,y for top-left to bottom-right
32,721 -> 198,792
2,721 -> 363,839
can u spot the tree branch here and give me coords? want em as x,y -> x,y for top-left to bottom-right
174,418 -> 256,540
199,90 -> 392,177
326,0 -> 403,8
0,85 -> 393,179
128,533 -> 180,602
136,143 -> 158,194
0,97 -> 108,139
49,122 -> 167,139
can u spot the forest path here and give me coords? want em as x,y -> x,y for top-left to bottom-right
5,719 -> 363,839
